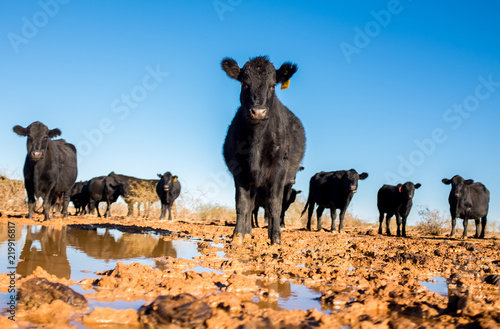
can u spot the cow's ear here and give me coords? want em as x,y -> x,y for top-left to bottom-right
173,176 -> 178,182
442,178 -> 452,185
157,173 -> 162,178
464,179 -> 474,185
358,172 -> 369,180
298,166 -> 305,171
296,190 -> 302,194
221,58 -> 240,80
48,128 -> 61,138
415,183 -> 421,189
13,125 -> 28,136
276,62 -> 298,85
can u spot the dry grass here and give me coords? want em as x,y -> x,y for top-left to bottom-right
415,206 -> 450,236
0,172 -> 26,213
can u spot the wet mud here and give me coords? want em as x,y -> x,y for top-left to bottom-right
0,214 -> 499,328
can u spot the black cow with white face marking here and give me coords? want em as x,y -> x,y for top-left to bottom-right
13,121 -> 77,220
222,56 -> 306,244
377,182 -> 421,237
156,172 -> 181,221
302,169 -> 368,232
442,175 -> 489,238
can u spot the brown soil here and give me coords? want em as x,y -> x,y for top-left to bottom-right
1,213 -> 499,329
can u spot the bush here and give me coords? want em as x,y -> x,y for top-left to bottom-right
0,173 -> 26,213
416,206 -> 449,236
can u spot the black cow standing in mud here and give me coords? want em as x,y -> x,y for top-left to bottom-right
377,182 -> 421,237
156,172 -> 181,221
442,175 -> 490,238
222,56 -> 306,245
302,170 -> 368,232
13,121 -> 77,220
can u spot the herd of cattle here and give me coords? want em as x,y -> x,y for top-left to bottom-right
11,56 -> 491,245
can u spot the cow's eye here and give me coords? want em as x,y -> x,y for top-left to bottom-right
242,83 -> 249,90
269,85 -> 275,91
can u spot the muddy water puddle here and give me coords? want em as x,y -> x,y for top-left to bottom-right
0,224 -> 327,316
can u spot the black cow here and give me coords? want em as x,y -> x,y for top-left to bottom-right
13,121 -> 77,220
87,172 -> 130,218
442,175 -> 490,238
252,188 -> 302,228
377,182 -> 421,237
221,56 -> 306,245
302,169 -> 368,232
69,181 -> 88,215
156,172 -> 181,220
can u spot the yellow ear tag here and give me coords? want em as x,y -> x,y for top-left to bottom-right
281,80 -> 290,90
173,177 -> 177,182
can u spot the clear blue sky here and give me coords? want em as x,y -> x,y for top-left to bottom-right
1,1 -> 499,226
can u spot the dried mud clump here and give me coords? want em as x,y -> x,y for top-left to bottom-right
139,293 -> 213,328
18,277 -> 88,309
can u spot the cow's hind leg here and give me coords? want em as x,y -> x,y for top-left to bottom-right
480,215 -> 487,238
306,202 -> 314,231
378,212 -> 384,235
316,206 -> 325,231
462,218 -> 468,238
386,214 -> 393,236
61,192 -> 71,218
395,213 -> 402,237
474,218 -> 480,238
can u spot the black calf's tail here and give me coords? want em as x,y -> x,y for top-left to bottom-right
300,198 -> 310,217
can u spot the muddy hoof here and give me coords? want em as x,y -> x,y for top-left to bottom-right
18,278 -> 88,309
138,293 -> 212,328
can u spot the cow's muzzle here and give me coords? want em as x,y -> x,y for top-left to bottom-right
164,186 -> 170,192
30,151 -> 43,161
350,186 -> 357,193
249,108 -> 267,120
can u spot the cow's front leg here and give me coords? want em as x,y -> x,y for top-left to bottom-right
474,219 -> 480,238
105,201 -> 111,218
401,216 -> 408,237
395,213 -> 402,237
462,218 -> 468,238
233,184 -> 252,243
338,207 -> 347,232
43,187 -> 57,221
268,177 -> 286,245
450,217 -> 457,236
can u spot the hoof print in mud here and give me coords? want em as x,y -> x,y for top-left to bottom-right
18,277 -> 88,309
139,293 -> 212,328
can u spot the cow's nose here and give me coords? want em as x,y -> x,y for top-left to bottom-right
31,151 -> 42,160
350,186 -> 357,192
249,108 -> 267,120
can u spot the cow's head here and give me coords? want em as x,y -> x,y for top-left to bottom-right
442,175 -> 473,199
13,121 -> 61,161
221,56 -> 297,122
158,172 -> 177,192
397,182 -> 421,200
339,169 -> 369,193
120,180 -> 131,198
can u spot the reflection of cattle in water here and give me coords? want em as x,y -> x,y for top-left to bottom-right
65,226 -> 177,260
18,226 -> 70,279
